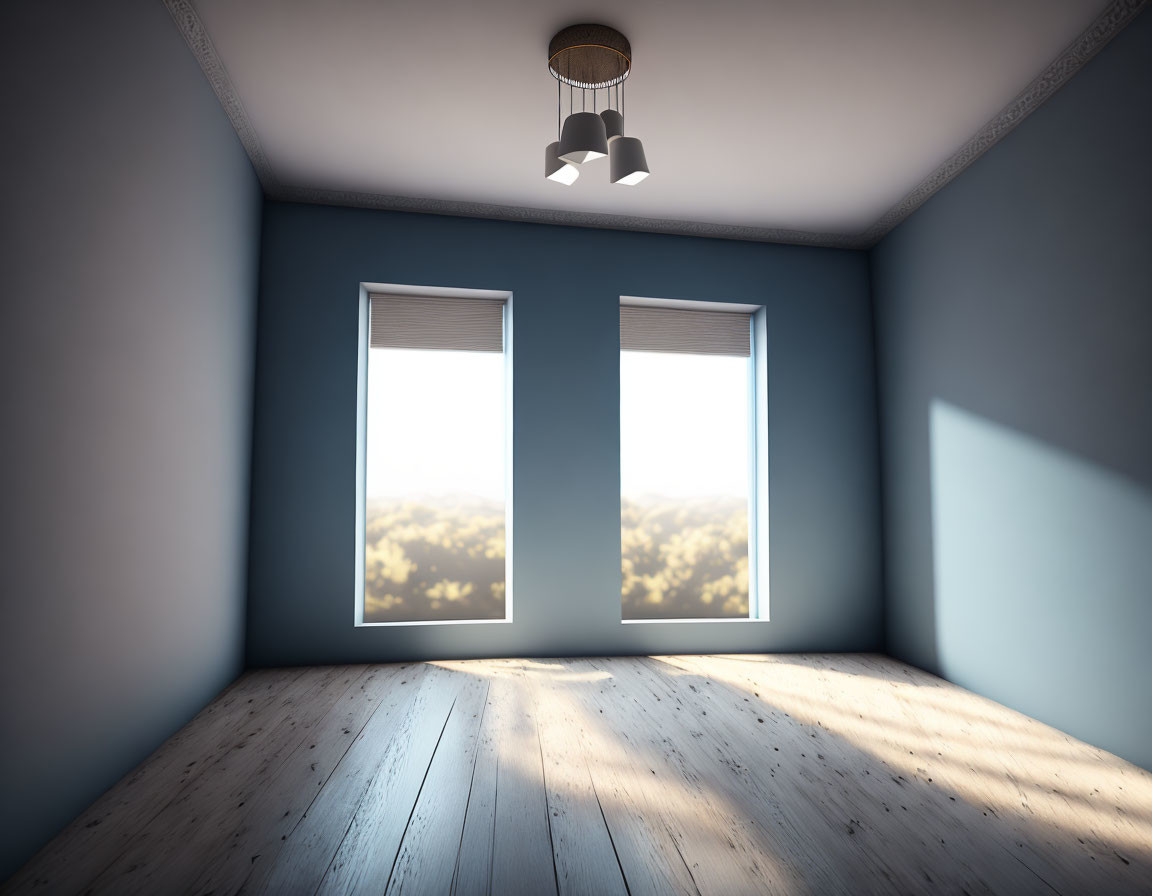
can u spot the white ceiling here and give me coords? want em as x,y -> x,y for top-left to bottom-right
181,0 -> 1119,244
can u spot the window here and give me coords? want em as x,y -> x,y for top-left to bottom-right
619,299 -> 765,621
358,290 -> 510,624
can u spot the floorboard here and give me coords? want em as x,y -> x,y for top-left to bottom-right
486,662 -> 559,896
4,655 -> 1151,895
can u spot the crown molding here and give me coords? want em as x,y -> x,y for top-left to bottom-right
164,0 -> 279,191
858,0 -> 1148,246
167,0 -> 1147,251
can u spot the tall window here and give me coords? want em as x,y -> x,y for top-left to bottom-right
620,302 -> 760,621
361,292 -> 509,624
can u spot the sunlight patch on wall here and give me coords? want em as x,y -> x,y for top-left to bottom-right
929,400 -> 1152,754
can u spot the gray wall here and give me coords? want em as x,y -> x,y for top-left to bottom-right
0,0 -> 261,879
248,204 -> 882,665
872,9 -> 1152,771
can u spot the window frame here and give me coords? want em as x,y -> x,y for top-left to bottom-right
354,283 -> 514,627
618,295 -> 770,624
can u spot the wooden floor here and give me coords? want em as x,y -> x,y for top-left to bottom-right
5,655 -> 1152,895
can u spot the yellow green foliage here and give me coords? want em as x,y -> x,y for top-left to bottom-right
621,497 -> 748,619
365,495 -> 749,623
364,498 -> 506,622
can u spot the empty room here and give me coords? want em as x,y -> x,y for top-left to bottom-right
2,0 -> 1151,893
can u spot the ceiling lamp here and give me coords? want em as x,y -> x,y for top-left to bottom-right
601,108 -> 624,143
546,24 -> 650,186
558,112 -> 608,165
610,136 -> 650,185
544,142 -> 579,184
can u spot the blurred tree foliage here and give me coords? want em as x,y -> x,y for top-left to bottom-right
364,498 -> 506,623
622,497 -> 748,619
364,495 -> 748,623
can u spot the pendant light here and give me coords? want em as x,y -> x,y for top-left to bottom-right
610,136 -> 650,185
600,108 -> 624,142
543,76 -> 579,184
545,141 -> 579,184
544,24 -> 651,185
558,111 -> 608,164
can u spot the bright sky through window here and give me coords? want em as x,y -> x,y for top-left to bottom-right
620,349 -> 752,620
366,348 -> 504,501
620,351 -> 750,499
363,346 -> 506,623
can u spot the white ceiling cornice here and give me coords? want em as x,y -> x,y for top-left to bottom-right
165,0 -> 279,193
165,0 -> 1147,250
858,0 -> 1148,246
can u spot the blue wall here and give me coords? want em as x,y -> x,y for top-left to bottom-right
872,9 -> 1152,770
0,0 -> 262,879
248,204 -> 882,665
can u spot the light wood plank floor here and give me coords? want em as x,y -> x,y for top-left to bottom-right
5,655 -> 1151,895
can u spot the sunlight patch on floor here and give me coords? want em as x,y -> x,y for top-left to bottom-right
655,654 -> 1152,858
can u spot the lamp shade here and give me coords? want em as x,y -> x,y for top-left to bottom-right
600,109 -> 624,142
610,136 -> 649,185
558,112 -> 608,164
544,141 -> 579,184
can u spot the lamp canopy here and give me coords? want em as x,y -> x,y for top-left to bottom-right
548,24 -> 631,88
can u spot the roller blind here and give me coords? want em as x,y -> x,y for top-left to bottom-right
370,294 -> 504,352
620,306 -> 751,357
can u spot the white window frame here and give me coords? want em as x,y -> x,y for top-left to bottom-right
354,282 -> 514,627
619,295 -> 770,623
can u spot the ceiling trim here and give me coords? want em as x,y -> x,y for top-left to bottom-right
166,0 -> 1147,251
859,0 -> 1148,246
164,0 -> 279,191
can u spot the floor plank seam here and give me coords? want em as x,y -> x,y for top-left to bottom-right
533,682 -> 562,896
449,679 -> 493,896
592,781 -> 632,896
381,692 -> 460,893
668,824 -> 703,896
487,756 -> 499,896
1002,842 -> 1064,896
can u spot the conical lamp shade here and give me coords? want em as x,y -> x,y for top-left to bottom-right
610,136 -> 649,185
600,109 -> 624,142
544,141 -> 579,184
558,112 -> 608,164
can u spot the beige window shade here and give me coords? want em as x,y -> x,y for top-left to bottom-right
370,294 -> 504,352
620,305 -> 751,356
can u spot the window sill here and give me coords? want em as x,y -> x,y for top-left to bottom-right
621,617 -> 770,625
356,617 -> 513,628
